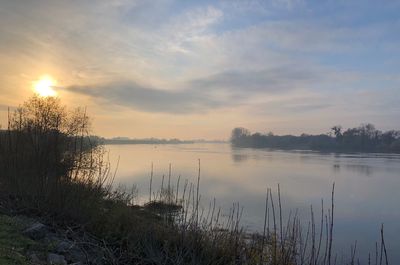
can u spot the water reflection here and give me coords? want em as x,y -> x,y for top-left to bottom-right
331,164 -> 375,176
345,164 -> 374,176
231,153 -> 249,163
106,143 -> 400,263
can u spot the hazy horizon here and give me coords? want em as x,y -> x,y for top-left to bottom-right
1,0 -> 400,139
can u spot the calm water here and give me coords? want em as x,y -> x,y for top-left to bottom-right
106,143 -> 400,263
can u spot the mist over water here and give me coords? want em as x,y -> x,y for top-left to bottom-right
107,143 -> 400,263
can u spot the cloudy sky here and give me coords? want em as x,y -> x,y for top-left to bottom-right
1,0 -> 399,139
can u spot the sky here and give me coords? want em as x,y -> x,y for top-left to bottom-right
0,0 -> 399,139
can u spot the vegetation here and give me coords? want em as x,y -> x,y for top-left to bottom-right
231,125 -> 400,153
0,215 -> 38,265
0,96 -> 390,264
91,137 -> 226,145
95,136 -> 195,145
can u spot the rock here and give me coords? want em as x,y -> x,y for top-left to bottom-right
29,252 -> 43,264
55,240 -> 73,254
64,247 -> 87,264
23,222 -> 47,240
53,240 -> 86,263
47,253 -> 67,265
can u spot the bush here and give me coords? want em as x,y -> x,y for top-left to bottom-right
0,96 -> 109,220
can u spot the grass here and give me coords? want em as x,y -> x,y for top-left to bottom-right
0,215 -> 37,265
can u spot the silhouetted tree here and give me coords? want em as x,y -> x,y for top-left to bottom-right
231,127 -> 250,141
331,125 -> 342,141
0,95 -> 98,197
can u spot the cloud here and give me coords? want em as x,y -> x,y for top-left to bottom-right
248,93 -> 333,116
284,103 -> 331,112
65,64 -> 328,114
66,81 -> 222,114
190,66 -> 318,94
1,0 -> 400,135
159,5 -> 223,54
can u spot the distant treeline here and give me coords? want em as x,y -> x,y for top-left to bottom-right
91,136 -> 195,145
90,136 -> 226,145
231,124 -> 400,153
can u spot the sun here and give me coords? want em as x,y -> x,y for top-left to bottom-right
34,76 -> 57,97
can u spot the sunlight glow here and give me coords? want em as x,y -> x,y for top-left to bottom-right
34,76 -> 57,97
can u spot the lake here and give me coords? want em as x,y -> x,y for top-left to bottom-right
106,143 -> 400,263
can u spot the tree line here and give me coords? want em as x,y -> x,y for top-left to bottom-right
92,136 -> 195,145
231,124 -> 400,153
